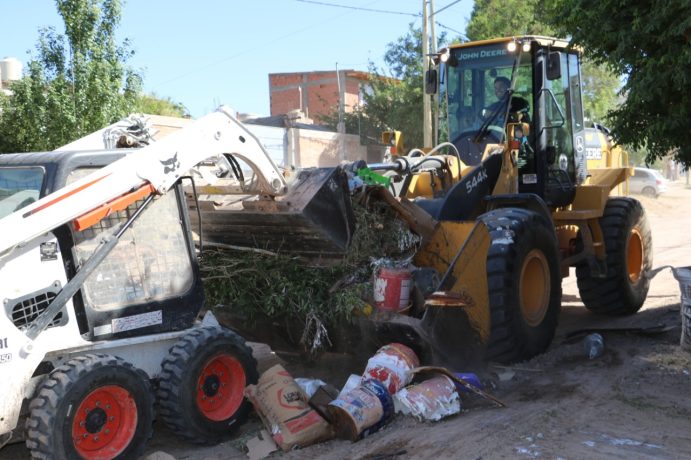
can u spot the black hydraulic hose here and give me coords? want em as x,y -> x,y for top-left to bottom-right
181,175 -> 203,256
224,153 -> 245,183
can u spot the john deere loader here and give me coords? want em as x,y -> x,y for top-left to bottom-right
182,37 -> 651,368
357,36 -> 651,365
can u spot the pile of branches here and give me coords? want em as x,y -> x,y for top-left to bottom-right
200,193 -> 420,353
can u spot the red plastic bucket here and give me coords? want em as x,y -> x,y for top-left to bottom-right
373,266 -> 412,311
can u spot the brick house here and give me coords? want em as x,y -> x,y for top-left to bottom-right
268,70 -> 370,122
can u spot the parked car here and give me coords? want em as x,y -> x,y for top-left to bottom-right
629,167 -> 668,197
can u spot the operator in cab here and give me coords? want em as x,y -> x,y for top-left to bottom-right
483,76 -> 511,119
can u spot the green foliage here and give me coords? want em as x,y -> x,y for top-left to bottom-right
320,24 -> 451,151
133,94 -> 189,118
0,0 -> 141,153
580,60 -> 621,123
465,0 -> 555,40
202,196 -> 420,353
466,0 -> 621,128
544,0 -> 691,166
202,249 -> 356,323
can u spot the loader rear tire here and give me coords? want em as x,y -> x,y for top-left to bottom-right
25,354 -> 154,460
480,208 -> 562,363
577,197 -> 652,315
157,326 -> 258,444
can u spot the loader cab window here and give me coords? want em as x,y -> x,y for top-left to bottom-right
67,168 -> 193,311
446,44 -> 533,166
0,167 -> 43,219
537,50 -> 585,205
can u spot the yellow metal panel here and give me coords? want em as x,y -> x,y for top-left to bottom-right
405,159 -> 469,199
588,167 -> 631,191
571,184 -> 610,210
553,185 -> 610,221
447,36 -> 570,51
491,149 -> 518,195
407,171 -> 441,198
414,221 -> 491,342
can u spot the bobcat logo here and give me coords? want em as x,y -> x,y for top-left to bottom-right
160,153 -> 180,174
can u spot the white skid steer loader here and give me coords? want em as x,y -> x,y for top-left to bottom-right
0,107 -> 288,459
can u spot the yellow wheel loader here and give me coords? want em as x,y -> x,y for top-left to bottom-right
358,36 -> 652,365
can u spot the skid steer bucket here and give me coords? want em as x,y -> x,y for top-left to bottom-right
188,167 -> 355,259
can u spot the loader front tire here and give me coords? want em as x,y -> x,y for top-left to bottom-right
157,326 -> 258,444
25,354 -> 154,460
481,208 -> 562,363
577,197 -> 652,315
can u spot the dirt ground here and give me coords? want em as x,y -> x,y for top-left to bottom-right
2,182 -> 691,460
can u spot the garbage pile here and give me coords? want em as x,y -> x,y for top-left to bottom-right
243,343 -> 504,457
201,192 -> 423,354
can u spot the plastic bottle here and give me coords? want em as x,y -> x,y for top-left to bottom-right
583,333 -> 604,359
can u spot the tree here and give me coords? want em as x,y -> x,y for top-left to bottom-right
320,24 -> 449,151
0,0 -> 141,153
465,0 -> 555,39
134,94 -> 189,118
579,60 -> 621,123
465,0 -> 621,126
545,0 -> 691,166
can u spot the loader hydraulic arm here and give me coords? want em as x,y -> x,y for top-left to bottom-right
0,107 -> 287,263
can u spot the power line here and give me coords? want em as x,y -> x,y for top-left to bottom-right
154,7 -> 359,88
431,0 -> 464,18
435,21 -> 465,37
295,0 -> 420,17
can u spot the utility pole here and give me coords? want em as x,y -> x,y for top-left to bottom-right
429,0 -> 437,146
336,62 -> 346,160
422,0 -> 432,148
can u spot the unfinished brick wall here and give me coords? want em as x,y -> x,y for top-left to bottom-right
292,129 -> 368,167
269,70 -> 367,123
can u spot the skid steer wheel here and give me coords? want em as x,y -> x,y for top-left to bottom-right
157,326 -> 258,444
480,208 -> 562,363
577,197 -> 652,315
25,354 -> 154,460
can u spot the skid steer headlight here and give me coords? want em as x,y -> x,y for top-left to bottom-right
507,41 -> 517,52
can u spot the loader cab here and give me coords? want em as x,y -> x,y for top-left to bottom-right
0,150 -> 204,341
441,36 -> 586,208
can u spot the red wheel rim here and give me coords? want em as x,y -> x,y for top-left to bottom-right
72,385 -> 138,459
196,354 -> 246,421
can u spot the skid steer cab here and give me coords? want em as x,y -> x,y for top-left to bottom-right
0,108 -> 275,458
361,36 -> 652,366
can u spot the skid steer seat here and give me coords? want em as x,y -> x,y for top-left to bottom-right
414,153 -> 503,221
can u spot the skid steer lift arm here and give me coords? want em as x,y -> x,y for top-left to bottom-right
0,106 -> 287,264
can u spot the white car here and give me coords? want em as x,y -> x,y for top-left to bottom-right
629,167 -> 668,197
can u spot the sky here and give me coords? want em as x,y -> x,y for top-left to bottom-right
0,0 -> 472,118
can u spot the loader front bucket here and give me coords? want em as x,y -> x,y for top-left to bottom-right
189,167 -> 355,260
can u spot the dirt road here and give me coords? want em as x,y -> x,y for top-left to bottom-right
2,182 -> 690,460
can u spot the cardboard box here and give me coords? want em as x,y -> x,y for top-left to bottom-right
245,364 -> 332,451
